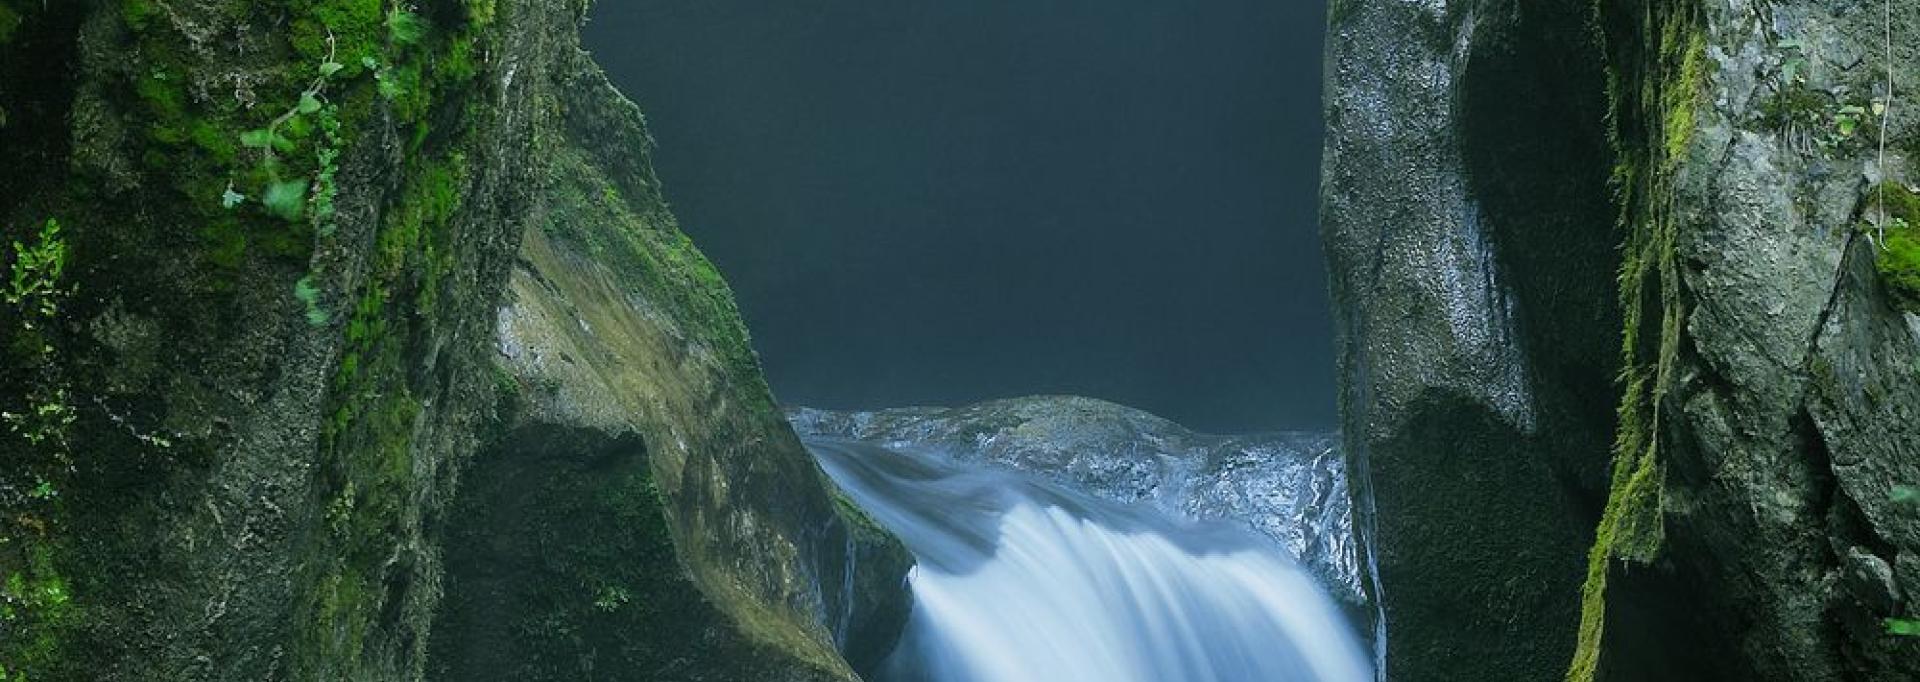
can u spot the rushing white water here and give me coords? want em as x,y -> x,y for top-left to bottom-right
809,439 -> 1372,682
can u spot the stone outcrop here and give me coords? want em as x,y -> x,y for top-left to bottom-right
1321,0 -> 1620,678
0,1 -> 906,679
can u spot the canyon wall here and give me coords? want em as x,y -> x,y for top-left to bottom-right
1324,0 -> 1920,679
0,1 -> 905,679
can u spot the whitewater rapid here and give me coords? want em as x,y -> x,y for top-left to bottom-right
807,439 -> 1372,682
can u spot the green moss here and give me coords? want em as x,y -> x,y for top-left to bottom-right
1660,27 -> 1706,165
287,1 -> 497,675
0,220 -> 76,681
0,5 -> 20,46
291,0 -> 384,76
1869,183 -> 1920,310
538,144 -> 774,412
1569,1 -> 1705,679
0,542 -> 75,680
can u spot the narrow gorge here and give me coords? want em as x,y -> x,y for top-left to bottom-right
1,0 -> 1917,681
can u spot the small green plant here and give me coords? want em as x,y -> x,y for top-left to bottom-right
237,37 -> 346,222
593,585 -> 632,613
294,275 -> 330,326
1,219 -> 76,458
311,102 -> 344,237
4,220 -> 68,323
1,218 -> 77,679
1864,182 -> 1920,310
1762,40 -> 1883,156
1887,486 -> 1920,636
386,7 -> 427,46
1834,103 -> 1870,139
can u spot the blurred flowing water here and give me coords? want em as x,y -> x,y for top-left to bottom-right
807,438 -> 1372,682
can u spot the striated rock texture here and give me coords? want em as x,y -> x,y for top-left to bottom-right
0,1 -> 904,680
1320,0 -> 1621,678
788,396 -> 1365,612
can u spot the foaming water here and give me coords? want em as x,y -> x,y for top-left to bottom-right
808,439 -> 1372,682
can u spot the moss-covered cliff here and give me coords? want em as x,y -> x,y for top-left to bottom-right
0,1 -> 906,680
1576,0 -> 1920,679
1326,0 -> 1920,680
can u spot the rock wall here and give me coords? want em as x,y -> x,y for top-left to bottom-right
1576,0 -> 1920,679
1320,0 -> 1620,678
0,1 -> 905,679
1326,0 -> 1920,680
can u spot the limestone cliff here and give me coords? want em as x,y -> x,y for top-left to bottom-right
0,1 -> 906,680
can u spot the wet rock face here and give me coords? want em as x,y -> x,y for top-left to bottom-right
1326,0 -> 1920,678
788,396 -> 1364,610
1585,0 -> 1920,678
1321,0 -> 1619,678
429,35 -> 911,682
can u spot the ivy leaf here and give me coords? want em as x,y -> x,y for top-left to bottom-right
1892,485 -> 1920,505
297,92 -> 322,115
240,128 -> 275,149
262,180 -> 310,221
221,187 -> 246,209
1887,618 -> 1920,637
1782,57 -> 1806,84
319,61 -> 344,77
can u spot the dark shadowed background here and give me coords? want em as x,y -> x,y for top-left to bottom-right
583,0 -> 1331,433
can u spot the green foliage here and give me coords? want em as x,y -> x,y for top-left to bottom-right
386,7 -> 427,46
1867,183 -> 1920,311
1887,486 -> 1920,636
312,103 -> 343,235
593,585 -> 633,613
263,179 -> 311,221
0,219 -> 75,681
1571,1 -> 1705,679
1,220 -> 75,458
0,4 -> 20,46
237,38 -> 344,225
1760,40 -> 1884,155
4,220 -> 67,322
290,0 -> 385,76
294,275 -> 329,326
0,544 -> 74,680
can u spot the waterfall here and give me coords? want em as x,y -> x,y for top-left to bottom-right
808,438 -> 1373,682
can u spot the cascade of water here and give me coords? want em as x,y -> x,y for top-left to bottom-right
809,439 -> 1372,682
